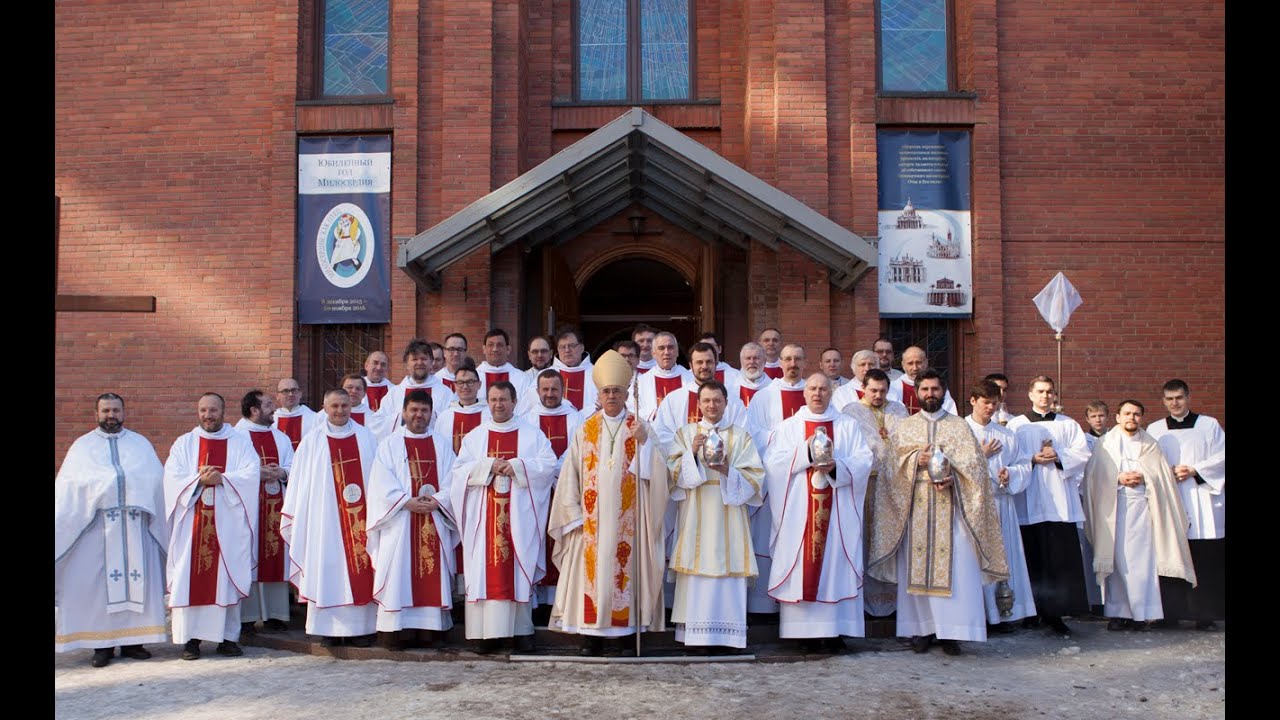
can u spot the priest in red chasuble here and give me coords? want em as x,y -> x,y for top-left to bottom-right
522,369 -> 585,608
367,389 -> 459,649
163,393 -> 260,660
549,350 -> 670,657
442,381 -> 556,653
280,387 -> 380,648
764,374 -> 874,653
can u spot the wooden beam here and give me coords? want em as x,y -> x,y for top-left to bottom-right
55,295 -> 157,313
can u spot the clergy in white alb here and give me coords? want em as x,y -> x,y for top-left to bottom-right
234,390 -> 295,631
319,374 -> 393,443
735,342 -> 769,409
869,371 -> 1009,655
55,394 -> 169,666
633,324 -> 657,375
630,331 -> 690,421
363,351 -> 395,413
476,328 -> 534,413
548,350 -> 670,655
667,381 -> 763,650
887,347 -> 958,415
873,339 -> 905,383
764,374 -> 874,649
553,329 -> 599,413
1145,379 -> 1225,627
1006,376 -> 1092,635
441,381 -> 556,650
163,393 -> 260,657
280,388 -> 381,645
434,333 -> 471,392
524,336 -> 557,386
384,339 -> 458,429
831,350 -> 880,413
965,381 -> 1036,627
434,365 -> 492,454
366,389 -> 459,638
1083,400 -> 1196,626
272,378 -> 317,452
759,328 -> 784,380
841,369 -> 908,618
525,369 -> 585,605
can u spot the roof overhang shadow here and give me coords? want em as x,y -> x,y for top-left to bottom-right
399,107 -> 876,291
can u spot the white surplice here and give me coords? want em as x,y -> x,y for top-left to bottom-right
233,418 -> 295,624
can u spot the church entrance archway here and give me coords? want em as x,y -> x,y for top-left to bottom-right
577,256 -> 699,362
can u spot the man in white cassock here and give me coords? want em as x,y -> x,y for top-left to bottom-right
820,347 -> 848,388
873,338 -> 905,383
164,393 -> 260,660
549,350 -> 669,656
476,329 -> 532,409
735,342 -> 769,409
362,351 -> 395,413
743,342 -> 809,617
887,346 -> 958,415
281,388 -> 380,648
831,350 -> 880,413
869,370 -> 1009,657
385,338 -> 457,428
1006,375 -> 1092,637
366,388 -> 459,650
524,335 -> 556,385
524,369 -> 585,608
272,378 -> 318,451
434,364 -> 491,454
1084,399 -> 1196,631
765,373 -> 873,653
435,333 -> 470,392
56,394 -> 168,668
759,328 -> 784,380
632,323 -> 658,375
553,328 -> 599,413
441,380 -> 555,653
697,331 -> 742,388
234,390 -> 295,635
1146,379 -> 1225,630
321,374 -> 392,443
964,380 -> 1035,632
842,369 -> 908,618
631,331 -> 691,421
667,380 -> 763,653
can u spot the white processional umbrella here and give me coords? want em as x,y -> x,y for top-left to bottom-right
1032,273 -> 1083,412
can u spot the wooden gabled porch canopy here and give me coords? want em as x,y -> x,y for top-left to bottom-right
399,107 -> 876,290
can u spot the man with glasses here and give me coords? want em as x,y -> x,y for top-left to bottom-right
552,328 -> 597,413
436,333 -> 470,392
385,338 -> 457,427
434,363 -> 490,454
524,336 -> 555,385
273,379 -> 317,451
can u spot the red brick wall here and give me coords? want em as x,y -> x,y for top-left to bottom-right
55,0 -> 298,467
997,1 -> 1226,424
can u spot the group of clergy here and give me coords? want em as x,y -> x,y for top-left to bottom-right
54,326 -> 1224,666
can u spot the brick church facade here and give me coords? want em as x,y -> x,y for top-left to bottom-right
54,0 -> 1225,461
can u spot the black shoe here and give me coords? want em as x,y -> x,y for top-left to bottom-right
1149,618 -> 1179,629
319,636 -> 342,648
1107,618 -> 1132,631
579,636 -> 604,657
216,641 -> 244,657
513,635 -> 536,654
1195,620 -> 1219,631
910,635 -> 932,654
987,622 -> 1016,635
262,619 -> 289,632
90,648 -> 113,668
1021,616 -> 1041,629
1131,621 -> 1150,632
241,622 -> 257,636
348,634 -> 374,648
119,645 -> 151,660
472,639 -> 496,655
1045,616 -> 1071,637
823,637 -> 848,655
181,639 -> 201,660
940,640 -> 962,656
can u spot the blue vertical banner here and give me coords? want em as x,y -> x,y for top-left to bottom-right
876,130 -> 972,318
297,135 -> 392,324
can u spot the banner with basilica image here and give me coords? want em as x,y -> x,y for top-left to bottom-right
876,130 -> 972,318
297,135 -> 392,324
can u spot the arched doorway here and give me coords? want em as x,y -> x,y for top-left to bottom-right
577,257 -> 699,362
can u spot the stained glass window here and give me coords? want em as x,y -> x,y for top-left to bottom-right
322,0 -> 389,97
879,0 -> 948,93
577,0 -> 690,102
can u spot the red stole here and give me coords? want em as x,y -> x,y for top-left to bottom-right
740,384 -> 759,408
538,413 -> 570,458
901,382 -> 921,415
188,437 -> 226,606
686,390 -> 702,424
351,411 -> 366,426
856,388 -> 865,400
764,364 -> 783,380
450,407 -> 485,453
485,430 -> 520,600
560,368 -> 586,411
637,365 -> 651,375
327,434 -> 373,605
484,370 -> 509,388
653,374 -> 683,405
405,436 -> 445,608
780,388 -> 806,419
441,376 -> 456,392
276,414 -> 304,451
801,420 -> 834,602
247,429 -> 285,582
365,384 -> 390,412
714,369 -> 725,384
